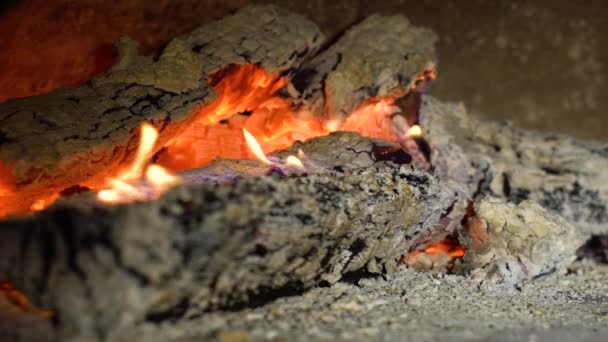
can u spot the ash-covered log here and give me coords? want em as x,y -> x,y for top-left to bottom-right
420,96 -> 608,237
0,133 -> 464,339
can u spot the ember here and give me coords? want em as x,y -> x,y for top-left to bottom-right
403,236 -> 466,271
0,281 -> 53,318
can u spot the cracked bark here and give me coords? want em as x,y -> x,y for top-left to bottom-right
420,96 -> 608,237
0,133 -> 463,339
0,5 -> 323,217
285,13 -> 437,125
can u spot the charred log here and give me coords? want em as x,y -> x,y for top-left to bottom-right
420,96 -> 608,237
0,5 -> 323,217
285,14 -> 437,125
0,133 -> 464,339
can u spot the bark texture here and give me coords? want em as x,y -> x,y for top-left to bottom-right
0,5 -> 323,217
285,14 -> 436,125
0,133 -> 463,340
459,197 -> 581,287
420,96 -> 608,237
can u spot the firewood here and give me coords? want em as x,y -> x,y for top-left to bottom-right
0,132 -> 464,338
421,96 -> 608,237
0,5 -> 323,217
458,197 -> 581,287
285,13 -> 437,126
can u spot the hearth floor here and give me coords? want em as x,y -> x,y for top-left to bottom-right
114,261 -> 608,342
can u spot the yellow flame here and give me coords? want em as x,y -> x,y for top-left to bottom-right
407,125 -> 422,138
243,128 -> 272,165
146,165 -> 181,187
97,124 -> 181,204
285,155 -> 304,168
120,123 -> 158,180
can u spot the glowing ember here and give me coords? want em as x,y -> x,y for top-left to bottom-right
97,123 -> 181,204
0,281 -> 54,318
243,128 -> 272,165
403,236 -> 465,270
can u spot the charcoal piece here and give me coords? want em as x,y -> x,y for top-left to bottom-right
371,144 -> 413,165
577,235 -> 608,264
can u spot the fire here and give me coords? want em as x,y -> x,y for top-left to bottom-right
403,236 -> 465,270
0,281 -> 54,318
0,64 -> 437,217
243,128 -> 272,165
407,125 -> 422,138
285,155 -> 304,168
97,123 -> 181,204
243,128 -> 304,169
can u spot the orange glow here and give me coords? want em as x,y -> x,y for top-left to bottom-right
423,240 -> 465,258
403,236 -> 465,268
97,123 -> 180,204
0,280 -> 54,318
0,64 -> 437,218
411,65 -> 437,90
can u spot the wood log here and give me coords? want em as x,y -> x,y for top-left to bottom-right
420,96 -> 608,237
0,132 -> 464,339
285,13 -> 437,126
0,5 -> 323,217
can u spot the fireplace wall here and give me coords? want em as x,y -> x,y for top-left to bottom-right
1,0 -> 606,140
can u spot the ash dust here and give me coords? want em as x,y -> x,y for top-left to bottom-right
109,263 -> 608,342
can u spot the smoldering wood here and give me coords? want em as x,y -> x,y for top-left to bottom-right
0,5 -> 323,217
420,96 -> 608,237
458,197 -> 581,287
0,132 -> 465,339
284,13 -> 436,125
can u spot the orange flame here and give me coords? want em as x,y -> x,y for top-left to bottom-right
97,123 -> 180,204
0,281 -> 54,318
0,64 -> 437,218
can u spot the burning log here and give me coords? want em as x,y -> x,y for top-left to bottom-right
0,5 -> 323,217
0,4 -> 606,340
284,13 -> 437,127
0,132 -> 464,338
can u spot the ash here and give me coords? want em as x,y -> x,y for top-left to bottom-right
109,263 -> 608,342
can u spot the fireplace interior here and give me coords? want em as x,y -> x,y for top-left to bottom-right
0,1 -> 607,341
